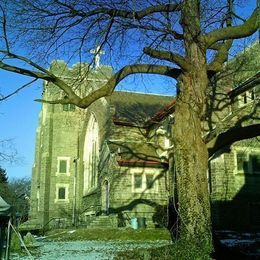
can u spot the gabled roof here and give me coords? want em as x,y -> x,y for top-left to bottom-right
106,91 -> 174,126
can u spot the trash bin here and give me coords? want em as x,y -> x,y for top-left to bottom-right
137,217 -> 146,228
131,218 -> 138,229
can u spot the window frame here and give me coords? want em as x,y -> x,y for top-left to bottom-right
131,169 -> 159,193
55,184 -> 69,203
56,157 -> 70,176
235,148 -> 260,175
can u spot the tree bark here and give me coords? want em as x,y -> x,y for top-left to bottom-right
172,0 -> 212,252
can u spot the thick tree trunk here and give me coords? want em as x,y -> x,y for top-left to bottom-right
173,71 -> 212,245
172,0 -> 212,253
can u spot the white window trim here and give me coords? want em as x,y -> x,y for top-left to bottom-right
55,184 -> 70,203
130,168 -> 159,193
56,156 -> 71,176
234,147 -> 260,175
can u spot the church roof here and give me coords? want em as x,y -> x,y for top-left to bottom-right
107,91 -> 174,126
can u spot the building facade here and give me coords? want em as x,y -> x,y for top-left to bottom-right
29,61 -> 173,229
209,43 -> 260,231
27,43 -> 259,231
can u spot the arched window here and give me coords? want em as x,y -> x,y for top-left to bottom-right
83,114 -> 99,194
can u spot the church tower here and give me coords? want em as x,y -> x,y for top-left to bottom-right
29,60 -> 112,227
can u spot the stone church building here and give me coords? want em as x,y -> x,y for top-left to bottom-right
29,61 -> 174,229
27,43 -> 259,231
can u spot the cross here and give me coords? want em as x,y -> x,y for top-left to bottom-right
90,45 -> 105,69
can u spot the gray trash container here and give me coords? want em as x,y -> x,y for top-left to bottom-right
137,217 -> 146,228
131,218 -> 138,229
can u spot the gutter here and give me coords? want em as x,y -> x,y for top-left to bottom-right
117,159 -> 169,168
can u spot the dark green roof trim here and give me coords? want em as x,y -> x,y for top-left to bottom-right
228,72 -> 260,99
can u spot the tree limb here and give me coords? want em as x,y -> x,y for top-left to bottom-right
0,61 -> 51,80
207,124 -> 260,156
78,64 -> 180,108
0,6 -> 10,52
0,79 -> 37,101
0,59 -> 81,103
143,47 -> 191,71
36,64 -> 180,108
61,3 -> 182,20
0,50 -> 51,75
207,39 -> 233,73
203,8 -> 259,47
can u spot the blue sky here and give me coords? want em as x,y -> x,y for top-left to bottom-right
0,1 -> 258,180
0,73 -> 42,179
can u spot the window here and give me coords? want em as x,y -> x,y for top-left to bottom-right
236,150 -> 260,174
59,160 -> 67,173
63,104 -> 75,112
238,88 -> 258,107
58,187 -> 66,199
57,157 -> 70,175
251,155 -> 260,173
146,174 -> 155,189
134,174 -> 142,189
83,114 -> 99,194
236,152 -> 248,172
132,172 -> 158,193
55,184 -> 69,202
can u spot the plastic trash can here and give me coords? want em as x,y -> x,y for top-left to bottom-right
131,218 -> 138,229
137,217 -> 146,228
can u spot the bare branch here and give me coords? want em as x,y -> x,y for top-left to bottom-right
207,40 -> 233,73
0,50 -> 52,75
0,139 -> 18,163
62,3 -> 182,20
0,5 -> 10,52
0,52 -> 81,103
78,64 -> 179,108
207,124 -> 260,156
203,8 -> 259,47
143,47 -> 191,71
0,79 -> 37,101
36,64 -> 179,107
0,60 -> 51,80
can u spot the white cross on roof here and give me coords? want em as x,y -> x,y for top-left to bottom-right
90,45 -> 105,69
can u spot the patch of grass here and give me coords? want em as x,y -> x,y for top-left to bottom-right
45,228 -> 172,241
115,240 -> 212,260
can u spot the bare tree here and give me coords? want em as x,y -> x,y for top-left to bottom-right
0,0 -> 259,255
0,139 -> 18,163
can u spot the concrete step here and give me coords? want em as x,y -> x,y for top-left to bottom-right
87,215 -> 117,228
